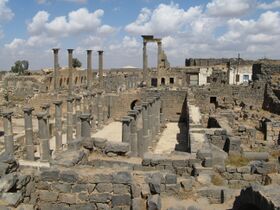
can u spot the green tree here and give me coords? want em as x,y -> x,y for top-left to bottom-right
72,58 -> 82,68
11,60 -> 29,75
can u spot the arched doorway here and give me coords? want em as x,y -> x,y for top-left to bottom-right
130,99 -> 141,110
151,78 -> 158,87
161,78 -> 165,85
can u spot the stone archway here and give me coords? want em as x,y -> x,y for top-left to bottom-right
130,99 -> 141,110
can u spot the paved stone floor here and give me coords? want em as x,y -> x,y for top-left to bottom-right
154,122 -> 188,154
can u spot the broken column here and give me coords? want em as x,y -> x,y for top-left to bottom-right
98,50 -> 104,89
67,49 -> 74,95
41,103 -> 50,138
157,40 -> 162,70
86,50 -> 93,90
79,113 -> 91,140
97,91 -> 103,128
160,99 -> 165,125
37,112 -> 50,161
128,110 -> 138,156
66,96 -> 74,144
121,116 -> 131,145
52,48 -> 59,93
142,102 -> 149,153
135,106 -> 144,157
3,111 -> 14,156
53,100 -> 63,150
75,96 -> 82,139
23,107 -> 35,160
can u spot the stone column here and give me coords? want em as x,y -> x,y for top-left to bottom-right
41,103 -> 50,138
121,116 -> 131,144
135,106 -> 144,157
53,100 -> 63,150
142,102 -> 149,153
83,92 -> 89,113
143,40 -> 148,85
37,112 -> 50,161
160,99 -> 165,125
87,50 -> 93,90
98,50 -> 104,89
79,113 -> 91,139
155,96 -> 161,134
23,107 -> 35,160
97,91 -> 103,128
52,48 -> 59,92
67,49 -> 74,95
75,96 -> 82,139
147,98 -> 153,145
90,93 -> 97,131
103,95 -> 108,125
128,110 -> 138,156
3,111 -> 14,156
157,41 -> 162,70
66,97 -> 74,144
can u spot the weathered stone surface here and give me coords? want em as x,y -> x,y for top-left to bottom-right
104,142 -> 129,154
88,174 -> 112,183
149,174 -> 161,194
165,174 -> 177,184
113,184 -> 130,194
59,193 -> 77,204
40,169 -> 60,181
70,204 -> 97,210
53,150 -> 87,167
39,190 -> 58,202
96,203 -> 110,210
93,138 -> 107,149
96,183 -> 113,193
131,183 -> 141,198
89,193 -> 111,203
0,173 -> 17,193
112,194 -> 131,207
181,179 -> 192,191
52,183 -> 71,193
113,171 -> 132,184
60,171 -> 78,183
147,194 -> 161,210
237,166 -> 251,174
132,198 -> 146,210
165,184 -> 180,195
1,192 -> 23,207
72,184 -> 88,193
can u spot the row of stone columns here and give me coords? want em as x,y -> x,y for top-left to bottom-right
1,91 -> 109,161
52,48 -> 104,93
121,95 -> 163,157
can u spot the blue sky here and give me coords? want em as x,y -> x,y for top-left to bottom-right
0,0 -> 280,70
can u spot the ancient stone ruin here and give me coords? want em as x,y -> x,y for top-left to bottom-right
0,36 -> 279,210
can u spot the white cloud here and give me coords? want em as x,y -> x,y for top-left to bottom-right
0,0 -> 14,22
206,0 -> 255,17
258,0 -> 280,9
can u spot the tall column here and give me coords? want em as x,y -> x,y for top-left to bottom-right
79,113 -> 91,140
97,91 -> 103,128
143,40 -> 148,85
66,97 -> 74,144
103,95 -> 108,125
160,99 -> 165,125
52,48 -> 59,92
135,106 -> 144,157
157,41 -> 162,71
67,49 -> 74,95
75,96 -> 82,139
53,100 -> 63,150
128,110 -> 138,156
87,50 -> 93,90
23,107 -> 34,160
37,112 -> 50,161
155,96 -> 161,134
147,99 -> 153,145
83,92 -> 89,113
121,117 -> 131,145
142,102 -> 149,153
90,93 -> 97,131
98,50 -> 104,89
41,103 -> 50,138
3,111 -> 14,156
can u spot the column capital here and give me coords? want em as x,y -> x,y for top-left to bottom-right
67,49 -> 74,53
23,106 -> 34,113
36,112 -> 48,119
53,100 -> 63,105
98,50 -> 104,54
86,49 -> 92,54
142,102 -> 149,107
41,103 -> 50,109
67,96 -> 75,102
75,96 -> 82,101
2,110 -> 13,118
80,113 -> 91,120
52,48 -> 59,53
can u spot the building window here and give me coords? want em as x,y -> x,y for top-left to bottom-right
243,75 -> 249,82
169,77 -> 174,84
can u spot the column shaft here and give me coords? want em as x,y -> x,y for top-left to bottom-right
52,48 -> 59,92
75,96 -> 82,139
67,97 -> 74,143
98,51 -> 104,89
23,107 -> 34,160
3,111 -> 14,155
87,50 -> 92,89
53,100 -> 63,150
67,49 -> 74,95
37,113 -> 50,161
